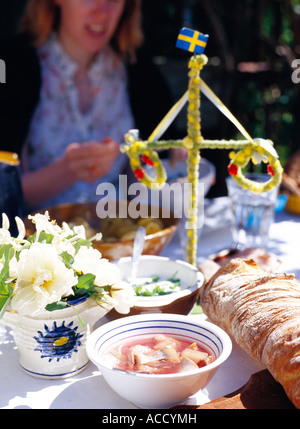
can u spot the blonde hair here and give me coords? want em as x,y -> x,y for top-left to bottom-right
20,0 -> 144,62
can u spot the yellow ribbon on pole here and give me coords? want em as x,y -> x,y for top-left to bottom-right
148,78 -> 253,144
199,77 -> 253,142
148,91 -> 189,142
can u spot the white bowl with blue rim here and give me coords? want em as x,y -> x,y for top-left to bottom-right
86,313 -> 232,409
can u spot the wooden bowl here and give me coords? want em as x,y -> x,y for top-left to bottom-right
24,202 -> 180,261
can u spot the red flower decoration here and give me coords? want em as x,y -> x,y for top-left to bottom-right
267,164 -> 275,176
141,155 -> 154,166
228,163 -> 239,176
134,168 -> 145,180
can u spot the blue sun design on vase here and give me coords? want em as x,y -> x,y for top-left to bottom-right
34,321 -> 83,362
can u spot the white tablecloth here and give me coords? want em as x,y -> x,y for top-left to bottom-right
1,197 -> 299,409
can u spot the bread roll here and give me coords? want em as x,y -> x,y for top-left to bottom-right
200,258 -> 300,408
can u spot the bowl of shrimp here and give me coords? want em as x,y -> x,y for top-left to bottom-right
25,201 -> 180,261
86,313 -> 232,409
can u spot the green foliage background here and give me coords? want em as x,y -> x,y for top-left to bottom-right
142,0 -> 300,195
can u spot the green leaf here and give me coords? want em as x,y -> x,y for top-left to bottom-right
134,286 -> 153,296
0,244 -> 15,283
27,232 -> 36,243
75,273 -> 96,294
45,300 -> 68,312
27,231 -> 54,244
60,251 -> 74,269
167,277 -> 180,284
0,244 -> 15,317
73,239 -> 92,253
38,231 -> 54,244
0,282 -> 14,318
68,304 -> 85,328
0,243 -> 14,261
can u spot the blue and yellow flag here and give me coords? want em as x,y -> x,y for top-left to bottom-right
176,28 -> 209,54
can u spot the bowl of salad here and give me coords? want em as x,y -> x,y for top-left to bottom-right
106,256 -> 204,320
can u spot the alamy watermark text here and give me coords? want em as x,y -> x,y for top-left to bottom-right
292,59 -> 300,83
95,175 -> 205,230
0,59 -> 6,83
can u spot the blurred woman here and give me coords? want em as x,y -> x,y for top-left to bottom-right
0,0 -> 173,210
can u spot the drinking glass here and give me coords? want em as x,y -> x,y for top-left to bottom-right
226,173 -> 279,249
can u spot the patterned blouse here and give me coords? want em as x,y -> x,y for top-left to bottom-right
24,34 -> 134,209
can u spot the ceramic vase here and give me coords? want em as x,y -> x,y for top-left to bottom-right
1,295 -> 108,379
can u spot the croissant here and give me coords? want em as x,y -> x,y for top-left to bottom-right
200,258 -> 300,408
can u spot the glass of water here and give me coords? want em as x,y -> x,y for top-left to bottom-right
226,173 -> 279,249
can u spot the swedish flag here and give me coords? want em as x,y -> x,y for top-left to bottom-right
176,28 -> 209,54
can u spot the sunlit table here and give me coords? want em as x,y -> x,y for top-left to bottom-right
1,197 -> 299,409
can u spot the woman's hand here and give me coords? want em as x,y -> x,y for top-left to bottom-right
21,138 -> 120,207
65,137 -> 120,183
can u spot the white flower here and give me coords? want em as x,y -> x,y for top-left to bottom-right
61,221 -> 87,240
252,138 -> 279,165
0,214 -> 26,249
72,225 -> 86,239
51,235 -> 77,258
0,211 -> 135,318
89,232 -> 103,242
10,242 -> 78,316
73,246 -> 121,286
28,211 -> 61,240
110,281 -> 136,314
1,213 -> 10,231
27,213 -> 86,257
0,213 -> 13,244
8,255 -> 18,279
15,217 -> 26,240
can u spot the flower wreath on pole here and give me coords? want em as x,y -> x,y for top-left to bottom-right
121,28 -> 283,266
